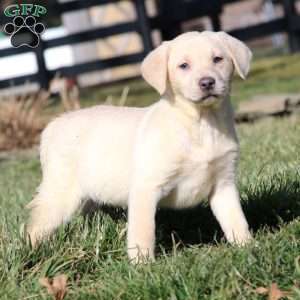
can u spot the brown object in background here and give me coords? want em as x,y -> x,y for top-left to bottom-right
0,85 -> 81,151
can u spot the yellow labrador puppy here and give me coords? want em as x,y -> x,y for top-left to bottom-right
27,31 -> 252,262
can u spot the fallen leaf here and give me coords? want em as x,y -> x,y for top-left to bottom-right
255,286 -> 269,295
268,283 -> 289,300
255,283 -> 290,300
39,274 -> 68,300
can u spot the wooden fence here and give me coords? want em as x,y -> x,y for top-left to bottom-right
0,0 -> 300,90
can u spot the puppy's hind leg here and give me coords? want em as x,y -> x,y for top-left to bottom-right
26,181 -> 82,247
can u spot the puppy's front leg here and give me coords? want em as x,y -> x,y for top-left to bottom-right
127,185 -> 160,263
126,112 -> 182,262
210,183 -> 251,245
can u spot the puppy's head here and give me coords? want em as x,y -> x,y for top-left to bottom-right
141,31 -> 252,106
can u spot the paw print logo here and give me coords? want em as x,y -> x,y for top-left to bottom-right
4,16 -> 45,48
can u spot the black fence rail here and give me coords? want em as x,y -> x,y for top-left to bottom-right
0,0 -> 299,90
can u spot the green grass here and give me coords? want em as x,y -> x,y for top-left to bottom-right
1,54 -> 300,299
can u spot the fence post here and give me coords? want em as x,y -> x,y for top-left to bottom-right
155,0 -> 182,40
283,0 -> 300,52
134,0 -> 154,53
35,39 -> 49,90
210,13 -> 221,31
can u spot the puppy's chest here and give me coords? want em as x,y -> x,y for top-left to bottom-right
162,124 -> 237,208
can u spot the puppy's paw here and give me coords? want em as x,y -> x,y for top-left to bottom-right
25,224 -> 45,248
128,246 -> 155,264
25,228 -> 38,247
227,227 -> 252,246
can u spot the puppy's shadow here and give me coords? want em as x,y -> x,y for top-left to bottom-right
83,176 -> 300,252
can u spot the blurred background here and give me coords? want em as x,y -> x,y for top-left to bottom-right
0,0 -> 300,151
0,0 -> 300,92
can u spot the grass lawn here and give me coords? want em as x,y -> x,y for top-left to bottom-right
0,54 -> 300,299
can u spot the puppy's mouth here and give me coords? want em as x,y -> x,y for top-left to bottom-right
200,94 -> 219,101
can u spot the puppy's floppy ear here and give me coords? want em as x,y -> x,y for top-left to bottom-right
141,42 -> 170,95
217,31 -> 252,79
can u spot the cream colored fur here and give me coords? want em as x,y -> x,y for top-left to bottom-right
27,31 -> 252,262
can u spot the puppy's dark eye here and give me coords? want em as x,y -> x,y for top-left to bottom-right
179,62 -> 189,70
213,56 -> 223,64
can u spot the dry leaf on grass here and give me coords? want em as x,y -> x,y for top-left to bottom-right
39,274 -> 68,300
255,282 -> 290,300
256,286 -> 269,295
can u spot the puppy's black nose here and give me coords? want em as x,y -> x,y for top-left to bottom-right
199,77 -> 215,91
